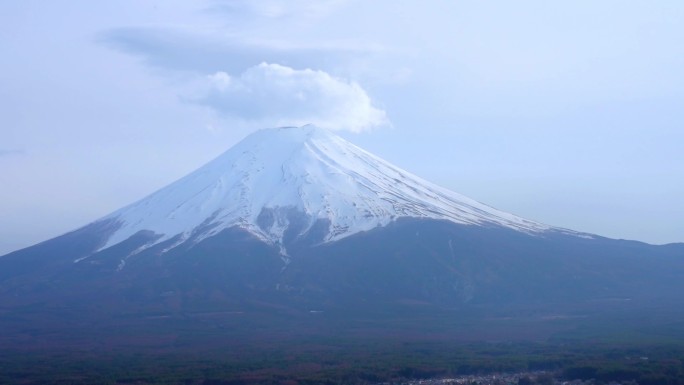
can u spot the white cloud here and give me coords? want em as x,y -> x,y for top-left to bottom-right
197,62 -> 389,132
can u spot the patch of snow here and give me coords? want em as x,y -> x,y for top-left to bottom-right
93,125 -> 563,254
73,255 -> 91,264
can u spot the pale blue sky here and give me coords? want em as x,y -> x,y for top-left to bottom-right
1,1 -> 682,254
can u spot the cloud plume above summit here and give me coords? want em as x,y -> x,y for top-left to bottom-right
195,63 -> 388,132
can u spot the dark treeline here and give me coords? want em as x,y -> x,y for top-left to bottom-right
2,341 -> 684,384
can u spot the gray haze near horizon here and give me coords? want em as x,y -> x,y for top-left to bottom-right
1,1 -> 682,255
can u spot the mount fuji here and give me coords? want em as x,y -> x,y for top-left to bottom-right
1,125 -> 683,347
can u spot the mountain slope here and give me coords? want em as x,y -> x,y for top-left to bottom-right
1,125 -> 683,349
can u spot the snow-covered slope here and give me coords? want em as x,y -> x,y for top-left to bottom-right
95,125 -> 554,255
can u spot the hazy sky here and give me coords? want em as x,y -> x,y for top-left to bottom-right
1,1 -> 683,255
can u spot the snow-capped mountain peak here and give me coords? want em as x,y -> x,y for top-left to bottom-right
96,125 -> 551,255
